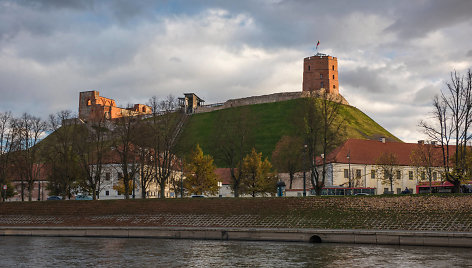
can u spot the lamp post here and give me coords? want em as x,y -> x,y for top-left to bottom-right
180,163 -> 184,198
303,144 -> 307,197
347,150 -> 351,190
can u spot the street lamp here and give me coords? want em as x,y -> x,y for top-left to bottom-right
347,150 -> 351,191
303,144 -> 308,197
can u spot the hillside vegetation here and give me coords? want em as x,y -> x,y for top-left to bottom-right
176,98 -> 399,167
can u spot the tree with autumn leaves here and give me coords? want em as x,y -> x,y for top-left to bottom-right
240,148 -> 277,197
184,144 -> 219,196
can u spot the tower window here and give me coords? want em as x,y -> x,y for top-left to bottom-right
320,74 -> 323,79
333,85 -> 336,89
320,82 -> 324,88
332,65 -> 335,70
308,65 -> 311,71
333,75 -> 335,79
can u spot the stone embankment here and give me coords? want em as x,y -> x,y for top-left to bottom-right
1,195 -> 471,247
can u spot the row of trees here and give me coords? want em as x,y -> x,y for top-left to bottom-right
0,95 -> 187,201
183,145 -> 277,197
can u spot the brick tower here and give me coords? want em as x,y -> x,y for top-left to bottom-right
302,53 -> 339,95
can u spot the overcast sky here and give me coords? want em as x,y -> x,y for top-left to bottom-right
1,0 -> 471,142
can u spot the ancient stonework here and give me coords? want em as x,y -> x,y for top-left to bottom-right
78,91 -> 152,122
303,53 -> 339,94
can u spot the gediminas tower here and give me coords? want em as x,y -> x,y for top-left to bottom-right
302,53 -> 339,95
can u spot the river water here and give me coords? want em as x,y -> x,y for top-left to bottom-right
0,236 -> 470,267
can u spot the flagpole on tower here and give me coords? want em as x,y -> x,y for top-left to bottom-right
315,40 -> 320,55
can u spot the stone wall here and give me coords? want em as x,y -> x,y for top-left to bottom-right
194,91 -> 349,114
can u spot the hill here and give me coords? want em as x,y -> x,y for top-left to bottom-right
176,98 -> 400,167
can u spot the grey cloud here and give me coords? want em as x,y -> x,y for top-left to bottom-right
342,67 -> 397,94
467,50 -> 472,58
385,0 -> 472,39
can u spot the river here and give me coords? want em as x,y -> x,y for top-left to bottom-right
0,236 -> 470,267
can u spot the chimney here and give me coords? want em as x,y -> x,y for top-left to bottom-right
418,140 -> 425,144
380,137 -> 386,143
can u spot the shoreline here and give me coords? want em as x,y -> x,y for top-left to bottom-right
1,226 -> 472,248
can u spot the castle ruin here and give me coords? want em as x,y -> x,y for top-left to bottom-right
78,91 -> 152,122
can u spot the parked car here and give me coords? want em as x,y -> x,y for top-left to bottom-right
191,195 -> 206,198
47,196 -> 62,200
75,195 -> 93,200
354,193 -> 370,196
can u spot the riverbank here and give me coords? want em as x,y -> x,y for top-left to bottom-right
1,195 -> 472,247
1,226 -> 472,247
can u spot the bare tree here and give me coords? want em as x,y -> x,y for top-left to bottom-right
147,95 -> 185,198
112,110 -> 140,199
303,93 -> 345,195
375,152 -> 401,193
134,119 -> 155,199
74,114 -> 109,200
44,111 -> 83,199
12,113 -> 47,201
420,69 -> 472,192
271,136 -> 303,189
0,111 -> 16,201
214,109 -> 254,197
410,142 -> 443,193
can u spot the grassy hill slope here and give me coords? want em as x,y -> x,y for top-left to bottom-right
176,98 -> 400,167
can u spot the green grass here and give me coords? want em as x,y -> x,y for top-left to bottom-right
176,98 -> 400,167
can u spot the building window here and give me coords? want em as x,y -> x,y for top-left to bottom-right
371,170 -> 375,179
396,170 -> 401,179
320,82 -> 324,88
105,173 -> 110,181
333,75 -> 335,79
433,172 -> 437,180
344,169 -> 349,178
396,188 -> 401,194
421,171 -> 426,180
106,191 -> 109,196
409,171 -> 413,180
87,99 -> 91,106
355,169 -> 361,178
333,85 -> 336,89
320,74 -> 323,78
308,65 -> 311,71
332,65 -> 334,70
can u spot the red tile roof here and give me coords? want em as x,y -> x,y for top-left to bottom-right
321,139 -> 451,166
214,168 -> 233,185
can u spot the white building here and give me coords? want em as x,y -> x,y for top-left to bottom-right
282,138 -> 448,195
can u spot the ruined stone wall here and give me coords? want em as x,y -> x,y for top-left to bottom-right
78,90 -> 151,122
194,91 -> 349,114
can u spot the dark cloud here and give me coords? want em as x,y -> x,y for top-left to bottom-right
1,0 -> 472,142
385,0 -> 472,39
342,67 -> 397,94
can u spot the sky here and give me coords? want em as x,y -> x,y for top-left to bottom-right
1,0 -> 471,142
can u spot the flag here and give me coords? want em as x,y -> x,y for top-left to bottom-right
316,40 -> 320,49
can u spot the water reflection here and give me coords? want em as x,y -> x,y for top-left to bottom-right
0,236 -> 470,267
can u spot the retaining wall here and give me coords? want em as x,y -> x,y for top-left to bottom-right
1,227 -> 471,248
